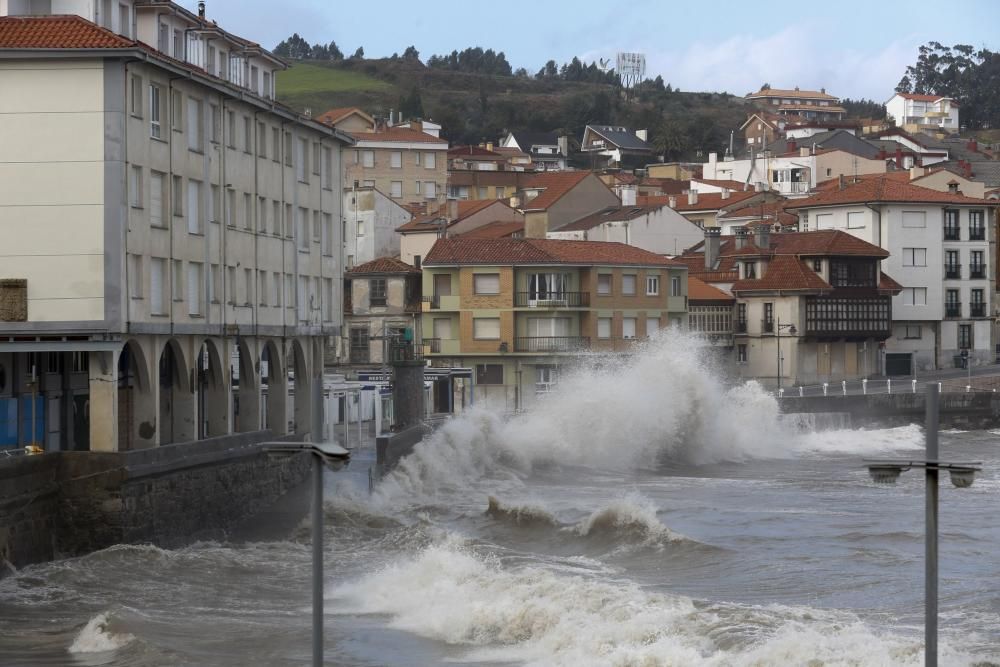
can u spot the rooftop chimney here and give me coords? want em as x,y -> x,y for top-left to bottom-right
910,165 -> 925,180
447,198 -> 458,222
895,147 -> 903,166
967,139 -> 979,153
668,195 -> 677,209
486,141 -> 494,152
198,1 -> 205,18
838,174 -> 846,191
755,225 -> 770,250
687,190 -> 698,206
800,146 -> 810,158
721,187 -> 730,200
704,227 -> 721,269
620,185 -> 637,207
734,227 -> 749,250
788,139 -> 797,153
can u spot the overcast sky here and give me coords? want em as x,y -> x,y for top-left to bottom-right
184,0 -> 999,101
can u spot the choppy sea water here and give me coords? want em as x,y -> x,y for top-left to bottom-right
1,332 -> 998,666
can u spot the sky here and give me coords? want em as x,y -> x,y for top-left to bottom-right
184,0 -> 1000,101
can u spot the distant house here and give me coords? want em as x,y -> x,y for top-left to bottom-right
342,186 -> 412,269
741,112 -> 786,149
397,199 -> 524,267
745,86 -> 846,120
515,171 -> 621,237
343,257 -> 422,366
446,144 -> 532,201
499,131 -> 568,171
885,93 -> 959,134
314,106 -> 376,133
547,202 -> 705,256
641,189 -> 771,228
580,125 -> 653,168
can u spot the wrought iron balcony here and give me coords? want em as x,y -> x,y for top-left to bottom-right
422,295 -> 440,309
735,321 -> 748,334
969,226 -> 986,241
762,320 -> 775,334
514,336 -> 590,352
514,291 -> 590,308
969,265 -> 986,279
945,304 -> 962,318
970,303 -> 987,318
944,264 -> 961,279
944,227 -> 960,241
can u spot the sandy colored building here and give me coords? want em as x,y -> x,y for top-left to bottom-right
517,171 -> 621,238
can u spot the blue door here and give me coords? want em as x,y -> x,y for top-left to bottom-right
0,398 -> 16,447
20,396 -> 44,446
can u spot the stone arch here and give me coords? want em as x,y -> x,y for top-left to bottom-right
117,339 -> 156,450
290,338 -> 312,437
260,339 -> 286,435
158,338 -> 194,444
196,339 -> 229,439
233,337 -> 260,433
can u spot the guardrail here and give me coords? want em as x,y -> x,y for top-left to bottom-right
775,377 -> 998,399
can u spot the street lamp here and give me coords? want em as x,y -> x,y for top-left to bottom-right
776,318 -> 797,389
862,384 -> 981,667
263,442 -> 351,667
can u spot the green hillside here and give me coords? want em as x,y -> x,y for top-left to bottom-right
276,58 -> 751,161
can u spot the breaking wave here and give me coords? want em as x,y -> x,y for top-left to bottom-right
486,496 -> 561,529
67,612 -> 135,654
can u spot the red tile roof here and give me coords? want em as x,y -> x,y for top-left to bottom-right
727,230 -> 889,258
395,199 -> 515,233
693,178 -> 750,192
316,107 -> 370,126
688,277 -> 734,302
351,127 -> 447,145
456,220 -> 525,239
347,256 -> 420,275
0,15 -> 134,48
424,238 -> 683,267
732,255 -> 832,292
449,145 -> 503,158
640,190 -> 758,212
719,200 -> 798,226
786,175 -> 996,209
747,87 -> 839,101
520,171 -> 596,211
896,92 -> 958,107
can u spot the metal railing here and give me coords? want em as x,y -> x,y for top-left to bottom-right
514,291 -> 590,307
944,227 -> 960,241
776,377 -> 1000,399
969,266 -> 986,279
945,304 -> 961,318
970,303 -> 987,318
944,264 -> 961,279
735,321 -> 748,334
421,295 -> 440,309
424,338 -> 441,353
762,320 -> 775,334
969,227 -> 986,241
514,336 -> 590,352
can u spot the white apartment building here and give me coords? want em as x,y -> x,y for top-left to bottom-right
0,4 -> 352,452
342,186 -> 411,269
787,177 -> 998,373
885,93 -> 960,134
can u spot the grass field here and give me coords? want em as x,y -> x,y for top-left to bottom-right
276,62 -> 392,97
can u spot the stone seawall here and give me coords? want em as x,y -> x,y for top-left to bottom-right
780,392 -> 1000,429
0,431 -> 311,571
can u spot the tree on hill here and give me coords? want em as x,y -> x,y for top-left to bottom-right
398,86 -> 424,120
841,98 -> 885,119
896,41 -> 1000,129
351,46 -> 365,59
273,33 -> 311,59
402,45 -> 420,62
427,47 -> 512,76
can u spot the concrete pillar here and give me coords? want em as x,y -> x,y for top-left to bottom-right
89,349 -> 119,452
291,340 -> 313,438
391,360 -> 425,430
310,338 -> 324,442
263,340 -> 287,435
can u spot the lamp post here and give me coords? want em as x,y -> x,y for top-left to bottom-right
775,318 -> 797,390
263,442 -> 351,667
863,384 -> 981,667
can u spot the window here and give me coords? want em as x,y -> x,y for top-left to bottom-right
736,303 -> 748,332
227,111 -> 236,148
243,193 -> 252,229
171,90 -> 182,131
272,127 -> 280,161
945,250 -> 960,279
902,287 -> 927,306
902,211 -> 926,228
207,45 -> 216,75
646,317 -> 660,334
272,271 -> 281,306
829,259 -> 876,288
129,166 -> 142,208
944,209 -> 960,239
225,266 -> 236,304
186,179 -> 202,234
150,257 -> 165,314
476,364 -> 503,385
263,71 -> 272,99
149,84 -> 162,138
646,275 -> 660,296
737,344 -> 748,363
361,150 -> 374,168
130,75 -> 142,117
297,207 -> 309,250
743,262 -> 756,279
258,271 -> 268,305
474,273 -> 500,295
763,302 -> 774,333
969,210 -> 985,240
273,201 -> 282,235
119,3 -> 130,36
424,181 -> 437,199
312,211 -> 321,240
322,213 -> 333,255
670,275 -> 681,297
186,97 -> 202,151
150,171 -> 165,226
597,317 -> 611,339
622,274 -> 636,295
285,204 -> 293,236
323,146 -> 333,188
815,213 -> 833,229
366,278 -> 388,308
244,116 -> 252,153
208,264 -> 219,303
473,318 -> 501,339
284,131 -> 292,165
349,328 -> 370,363
172,175 -> 183,217
903,325 -> 921,339
258,197 -> 268,233
424,152 -> 436,169
902,248 -> 927,267
258,122 -> 267,158
622,317 -> 637,339
496,187 -> 506,199
390,151 -> 402,168
527,273 -> 568,301
187,262 -> 203,315
246,269 -> 254,306
312,142 -> 321,175
846,211 -> 864,229
172,259 -> 183,301
478,187 -> 488,199
128,254 -> 142,298
970,251 -> 985,279
597,274 -> 611,295
209,103 -> 220,143
225,189 -> 235,227
958,324 -> 972,350
812,259 -> 822,272
415,181 -> 422,195
297,137 -> 308,180
390,181 -> 403,198
172,28 -> 182,59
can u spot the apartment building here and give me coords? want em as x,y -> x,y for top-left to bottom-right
681,227 -> 901,386
342,186 -> 412,269
397,200 -> 524,267
0,6 -> 349,451
516,171 -> 621,238
343,257 -> 422,366
787,176 -> 999,373
420,238 -> 687,409
745,86 -> 847,120
885,93 -> 959,134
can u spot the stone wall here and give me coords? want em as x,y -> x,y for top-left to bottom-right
781,391 -> 1000,429
0,431 -> 312,571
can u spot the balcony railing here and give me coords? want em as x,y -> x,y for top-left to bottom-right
969,227 -> 986,241
944,227 -> 960,241
735,321 -> 748,334
945,304 -> 961,318
969,265 -> 986,279
774,181 -> 809,194
514,336 -> 590,352
945,264 -> 961,279
422,295 -> 440,309
970,303 -> 987,318
762,320 -> 775,334
424,338 -> 442,353
514,291 -> 590,307
804,296 -> 892,338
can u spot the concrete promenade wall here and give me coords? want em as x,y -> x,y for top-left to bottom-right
780,392 -> 1000,429
0,431 -> 311,571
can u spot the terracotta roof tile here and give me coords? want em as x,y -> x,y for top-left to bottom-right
719,200 -> 799,226
895,92 -> 959,107
424,238 -> 682,267
747,87 -> 839,101
456,220 -> 525,239
786,174 -> 997,209
448,145 -> 503,158
395,199 -> 515,233
639,190 -> 758,212
351,127 -> 447,145
688,276 -> 734,302
519,171 -> 596,211
0,15 -> 134,48
731,255 -> 831,292
315,107 -> 370,126
693,178 -> 749,191
347,256 -> 420,275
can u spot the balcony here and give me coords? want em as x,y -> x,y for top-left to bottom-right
969,227 -> 986,241
514,291 -> 590,308
945,304 -> 962,318
969,265 -> 986,279
774,181 -> 809,195
762,320 -> 775,334
970,303 -> 987,318
944,227 -> 960,241
735,321 -> 748,334
422,294 -> 460,311
423,338 -> 461,355
514,336 -> 590,353
804,296 -> 892,338
944,264 -> 961,279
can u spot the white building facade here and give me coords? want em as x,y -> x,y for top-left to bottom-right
885,93 -> 959,134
